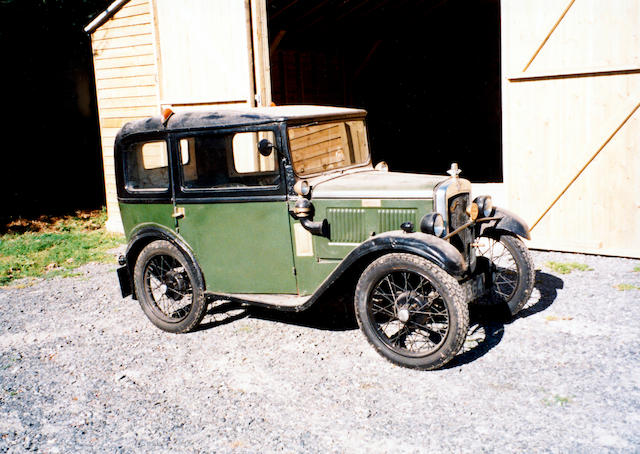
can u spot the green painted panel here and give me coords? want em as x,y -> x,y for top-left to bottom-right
177,202 -> 297,294
119,203 -> 175,241
292,198 -> 435,294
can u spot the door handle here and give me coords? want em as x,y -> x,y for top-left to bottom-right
172,207 -> 185,219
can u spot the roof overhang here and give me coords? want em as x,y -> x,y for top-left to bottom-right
84,0 -> 132,34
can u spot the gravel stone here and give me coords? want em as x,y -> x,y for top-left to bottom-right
0,250 -> 638,453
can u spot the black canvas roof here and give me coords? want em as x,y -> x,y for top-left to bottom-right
116,105 -> 367,141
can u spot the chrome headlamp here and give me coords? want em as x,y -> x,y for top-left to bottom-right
474,195 -> 494,218
420,212 -> 446,237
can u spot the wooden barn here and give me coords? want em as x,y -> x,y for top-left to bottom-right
86,0 -> 640,258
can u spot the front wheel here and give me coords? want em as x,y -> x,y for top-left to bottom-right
133,240 -> 207,333
354,253 -> 469,370
473,233 -> 535,316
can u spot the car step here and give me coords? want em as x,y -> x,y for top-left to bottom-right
209,292 -> 312,311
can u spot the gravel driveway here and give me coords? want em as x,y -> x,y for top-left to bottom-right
0,249 -> 639,453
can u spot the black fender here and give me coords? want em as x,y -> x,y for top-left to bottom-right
477,207 -> 531,240
122,224 -> 205,299
290,230 -> 468,312
348,231 -> 468,276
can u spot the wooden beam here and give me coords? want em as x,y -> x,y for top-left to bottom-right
269,30 -> 287,57
522,0 -> 576,72
353,39 -> 382,79
531,101 -> 640,231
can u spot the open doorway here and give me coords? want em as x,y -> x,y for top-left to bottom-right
266,0 -> 502,182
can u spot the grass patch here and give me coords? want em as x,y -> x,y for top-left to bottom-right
0,209 -> 124,286
614,283 -> 640,291
545,261 -> 593,274
543,394 -> 573,407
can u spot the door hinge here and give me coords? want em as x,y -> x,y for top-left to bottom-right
292,267 -> 297,276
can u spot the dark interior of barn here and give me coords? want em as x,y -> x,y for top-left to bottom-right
267,0 -> 502,182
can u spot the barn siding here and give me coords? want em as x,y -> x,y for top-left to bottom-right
501,0 -> 640,258
91,0 -> 160,232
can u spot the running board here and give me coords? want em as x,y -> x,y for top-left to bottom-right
208,292 -> 313,312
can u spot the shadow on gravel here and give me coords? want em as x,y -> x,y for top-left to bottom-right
445,270 -> 564,369
196,288 -> 358,333
195,271 -> 564,368
245,290 -> 358,331
194,299 -> 250,332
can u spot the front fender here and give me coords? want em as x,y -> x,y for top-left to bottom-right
353,231 -> 468,276
477,207 -> 531,240
289,230 -> 468,312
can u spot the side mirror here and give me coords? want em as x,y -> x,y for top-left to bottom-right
257,139 -> 274,157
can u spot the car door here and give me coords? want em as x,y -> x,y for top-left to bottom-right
171,126 -> 298,294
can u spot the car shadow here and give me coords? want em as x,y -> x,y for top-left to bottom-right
444,270 -> 564,369
195,287 -> 358,333
194,271 -> 564,369
193,298 -> 250,332
245,292 -> 359,331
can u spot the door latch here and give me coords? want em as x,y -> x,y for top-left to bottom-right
172,206 -> 185,219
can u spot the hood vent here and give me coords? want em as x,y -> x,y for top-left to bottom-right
378,209 -> 417,234
326,207 -> 418,244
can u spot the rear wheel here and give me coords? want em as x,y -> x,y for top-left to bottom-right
354,253 -> 469,370
133,240 -> 207,333
473,233 -> 535,316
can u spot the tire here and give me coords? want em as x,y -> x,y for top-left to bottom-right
473,233 -> 535,316
354,253 -> 469,370
133,240 -> 207,333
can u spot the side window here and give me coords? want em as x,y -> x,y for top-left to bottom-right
179,131 -> 279,191
124,140 -> 169,191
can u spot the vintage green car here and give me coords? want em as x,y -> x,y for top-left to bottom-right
114,105 -> 534,370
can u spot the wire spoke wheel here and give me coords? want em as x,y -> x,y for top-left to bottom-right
144,254 -> 193,322
473,233 -> 535,316
355,253 -> 469,370
475,237 -> 519,303
370,270 -> 449,357
134,240 -> 207,333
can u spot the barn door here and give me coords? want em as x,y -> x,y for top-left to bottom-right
152,0 -> 271,111
501,0 -> 640,258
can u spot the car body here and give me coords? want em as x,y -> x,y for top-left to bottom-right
114,105 -> 535,370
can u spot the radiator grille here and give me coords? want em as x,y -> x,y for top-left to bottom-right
448,193 -> 472,258
448,194 -> 469,231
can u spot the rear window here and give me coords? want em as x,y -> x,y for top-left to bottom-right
123,140 -> 169,192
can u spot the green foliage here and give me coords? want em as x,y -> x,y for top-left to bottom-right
0,210 -> 123,286
633,266 -> 640,273
545,261 -> 593,274
542,394 -> 572,407
614,283 -> 640,291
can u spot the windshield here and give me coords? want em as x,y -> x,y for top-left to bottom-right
288,120 -> 370,176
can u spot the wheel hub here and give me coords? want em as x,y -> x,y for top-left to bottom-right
163,270 -> 187,300
397,308 -> 410,323
394,291 -> 426,323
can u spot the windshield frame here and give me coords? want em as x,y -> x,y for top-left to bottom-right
285,117 -> 372,178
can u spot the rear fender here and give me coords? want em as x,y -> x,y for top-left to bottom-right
123,224 -> 205,299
